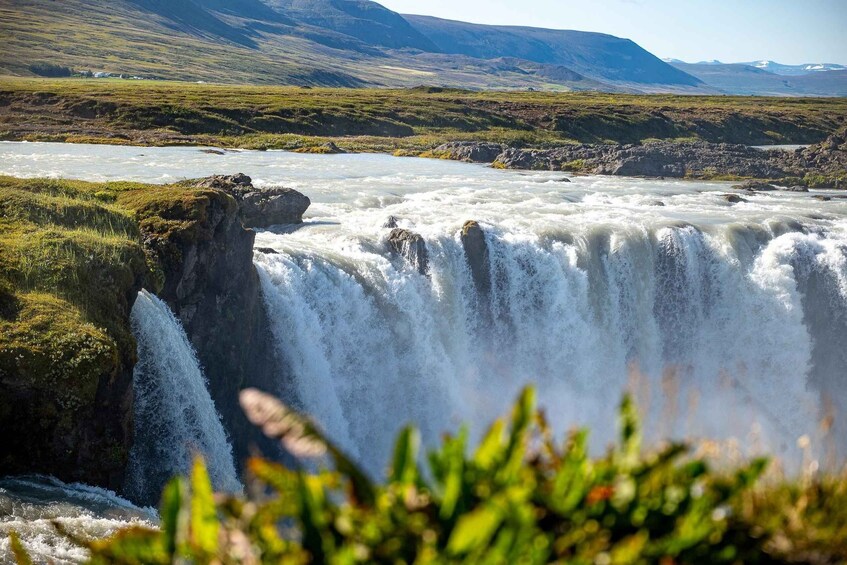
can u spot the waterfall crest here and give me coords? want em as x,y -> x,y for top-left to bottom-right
125,290 -> 241,504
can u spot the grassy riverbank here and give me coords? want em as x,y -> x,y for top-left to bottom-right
2,77 -> 846,154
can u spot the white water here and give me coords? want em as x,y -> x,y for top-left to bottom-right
2,142 -> 847,474
0,476 -> 155,564
125,290 -> 241,504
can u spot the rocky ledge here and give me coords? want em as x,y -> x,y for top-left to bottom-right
192,173 -> 311,227
435,128 -> 847,187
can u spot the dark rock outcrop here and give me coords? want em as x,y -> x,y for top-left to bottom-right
781,185 -> 810,193
320,141 -> 345,154
435,141 -> 507,163
732,180 -> 777,191
387,228 -> 429,276
383,215 -> 399,228
460,220 -> 491,296
722,194 -> 747,204
193,174 -> 311,228
444,137 -> 846,186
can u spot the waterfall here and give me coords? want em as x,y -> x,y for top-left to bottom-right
125,290 -> 241,504
255,221 -> 847,475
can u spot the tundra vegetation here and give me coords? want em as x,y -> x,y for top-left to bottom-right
2,78 -> 846,154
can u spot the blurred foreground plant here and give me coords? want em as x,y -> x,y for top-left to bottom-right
11,387 -> 847,564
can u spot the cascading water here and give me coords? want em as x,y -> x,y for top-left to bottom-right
125,290 -> 241,504
2,142 -> 846,474
251,178 -> 847,475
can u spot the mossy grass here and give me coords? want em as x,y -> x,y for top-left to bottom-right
0,175 -> 236,467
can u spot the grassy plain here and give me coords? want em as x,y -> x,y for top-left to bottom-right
2,77 -> 846,154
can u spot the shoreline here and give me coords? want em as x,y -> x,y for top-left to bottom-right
2,133 -> 844,188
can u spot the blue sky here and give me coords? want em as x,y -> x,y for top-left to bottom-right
379,0 -> 847,64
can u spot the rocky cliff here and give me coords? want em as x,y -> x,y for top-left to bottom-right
0,174 -> 310,491
134,174 -> 309,467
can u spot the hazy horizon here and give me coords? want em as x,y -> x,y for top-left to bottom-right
380,0 -> 847,66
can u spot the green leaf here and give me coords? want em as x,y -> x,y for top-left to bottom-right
438,429 -> 468,520
390,425 -> 420,485
474,419 -> 505,470
86,527 -> 169,565
8,532 -> 32,565
502,387 -> 536,479
298,474 -> 333,561
158,477 -> 186,557
617,394 -> 641,470
447,503 -> 504,555
190,456 -> 220,556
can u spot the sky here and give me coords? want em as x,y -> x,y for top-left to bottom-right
379,0 -> 847,65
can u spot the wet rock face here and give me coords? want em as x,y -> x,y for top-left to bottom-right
194,174 -> 311,227
144,177 -> 288,468
387,228 -> 429,276
460,220 -> 491,296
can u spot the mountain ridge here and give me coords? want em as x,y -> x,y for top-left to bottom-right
2,0 -> 844,95
0,0 -> 702,92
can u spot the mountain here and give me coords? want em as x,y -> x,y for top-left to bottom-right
0,0 -> 712,93
670,61 -> 847,96
405,15 -> 702,87
741,60 -> 847,76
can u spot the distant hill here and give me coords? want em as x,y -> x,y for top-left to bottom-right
404,15 -> 702,87
670,61 -> 847,96
9,0 -> 844,95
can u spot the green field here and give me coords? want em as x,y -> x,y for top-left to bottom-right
2,77 -> 846,153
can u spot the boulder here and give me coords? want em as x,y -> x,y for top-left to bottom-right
383,215 -> 399,228
255,247 -> 279,255
387,228 -> 429,276
435,141 -> 506,163
460,220 -> 491,296
722,194 -> 748,204
780,185 -> 810,192
237,188 -> 311,228
320,141 -> 344,154
193,174 -> 311,228
813,195 -> 833,202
